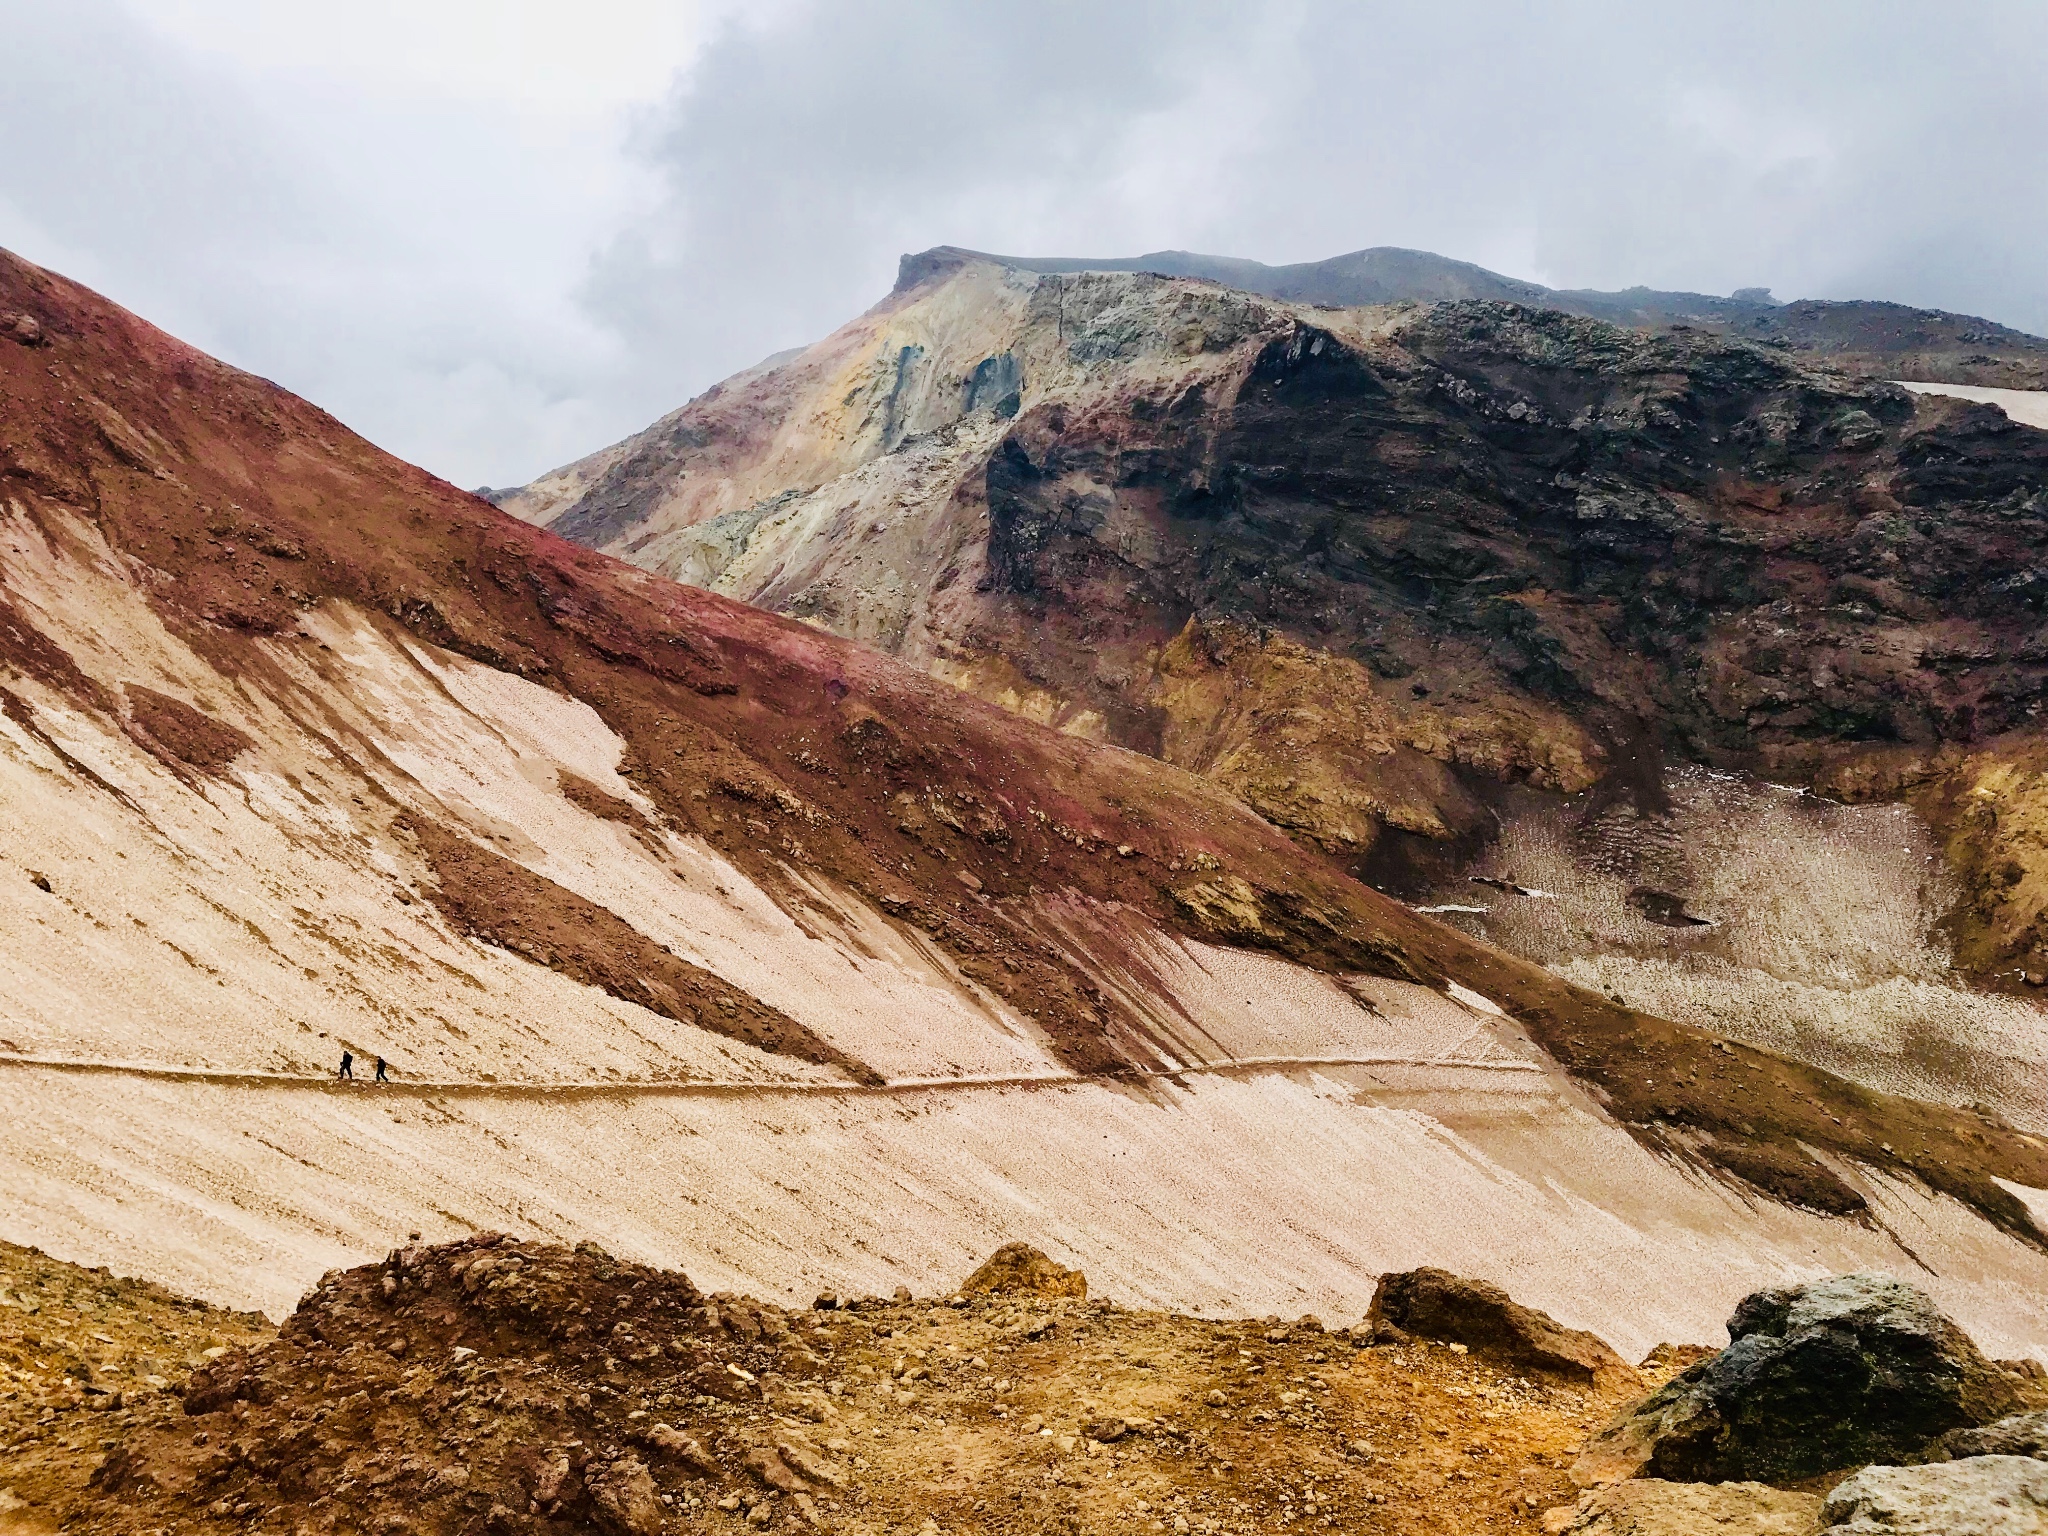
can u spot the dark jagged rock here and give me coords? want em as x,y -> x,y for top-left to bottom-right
1365,1267 -> 1637,1391
1577,1273 -> 2026,1485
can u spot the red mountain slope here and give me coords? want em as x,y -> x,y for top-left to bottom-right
1,247 -> 2046,1261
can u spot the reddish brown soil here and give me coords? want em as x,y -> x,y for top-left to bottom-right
410,820 -> 880,1083
123,684 -> 252,775
557,770 -> 658,832
2,248 -> 2046,1241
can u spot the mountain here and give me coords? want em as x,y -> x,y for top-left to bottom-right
891,244 -> 2048,388
5,245 -> 2048,1359
499,249 -> 2048,1141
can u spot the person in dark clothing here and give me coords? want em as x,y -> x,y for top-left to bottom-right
338,1050 -> 353,1080
374,1057 -> 389,1083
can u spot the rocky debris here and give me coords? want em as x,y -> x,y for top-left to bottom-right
958,1242 -> 1088,1301
1542,1479 -> 1822,1535
1367,1268 -> 1638,1391
1577,1273 -> 2027,1485
1939,1410 -> 2048,1461
773,1436 -> 845,1487
75,1234 -> 840,1533
1818,1455 -> 2048,1535
0,1240 -> 271,1532
740,1442 -> 810,1492
1,310 -> 43,345
12,1236 -> 1661,1536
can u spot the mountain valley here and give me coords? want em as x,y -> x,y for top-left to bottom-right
4,234 -> 2048,1536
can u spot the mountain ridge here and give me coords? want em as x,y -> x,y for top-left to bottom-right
887,243 -> 2048,390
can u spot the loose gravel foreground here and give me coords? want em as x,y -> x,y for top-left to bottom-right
0,1235 -> 1674,1536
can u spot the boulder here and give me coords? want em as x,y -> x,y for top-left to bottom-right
1819,1456 -> 2048,1535
584,1457 -> 663,1536
1576,1273 -> 2025,1485
1365,1268 -> 1637,1391
741,1445 -> 809,1494
1542,1479 -> 1822,1535
645,1422 -> 722,1478
1939,1410 -> 2048,1462
1638,1343 -> 1718,1374
775,1437 -> 845,1489
959,1242 -> 1087,1302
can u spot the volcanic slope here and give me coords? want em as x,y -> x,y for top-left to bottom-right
3,249 -> 2048,1355
501,249 -> 2048,1132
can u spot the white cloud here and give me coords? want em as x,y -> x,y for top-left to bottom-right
1,0 -> 2042,490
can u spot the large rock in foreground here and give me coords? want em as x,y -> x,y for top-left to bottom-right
1819,1456 -> 2048,1535
958,1243 -> 1087,1301
1577,1273 -> 2025,1485
1367,1268 -> 1638,1391
1543,1479 -> 1821,1535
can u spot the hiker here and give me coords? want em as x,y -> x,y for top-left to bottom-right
374,1057 -> 389,1083
338,1050 -> 353,1080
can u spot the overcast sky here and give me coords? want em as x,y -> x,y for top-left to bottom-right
5,1 -> 2045,489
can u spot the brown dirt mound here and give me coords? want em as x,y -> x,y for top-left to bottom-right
957,1244 -> 1087,1302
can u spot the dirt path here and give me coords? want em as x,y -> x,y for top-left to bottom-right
0,1050 -> 1541,1100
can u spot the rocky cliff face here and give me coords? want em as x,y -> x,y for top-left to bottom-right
506,252 -> 2048,991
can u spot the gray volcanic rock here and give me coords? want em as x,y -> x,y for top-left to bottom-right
1941,1411 -> 2048,1462
1819,1456 -> 2048,1535
1576,1273 -> 2025,1485
1367,1267 -> 1638,1391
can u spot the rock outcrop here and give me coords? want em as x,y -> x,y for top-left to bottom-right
1544,1479 -> 1822,1536
958,1242 -> 1088,1301
503,249 -> 2048,990
1578,1273 -> 2026,1485
1818,1456 -> 2048,1535
920,245 -> 2048,389
1366,1268 -> 1638,1391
